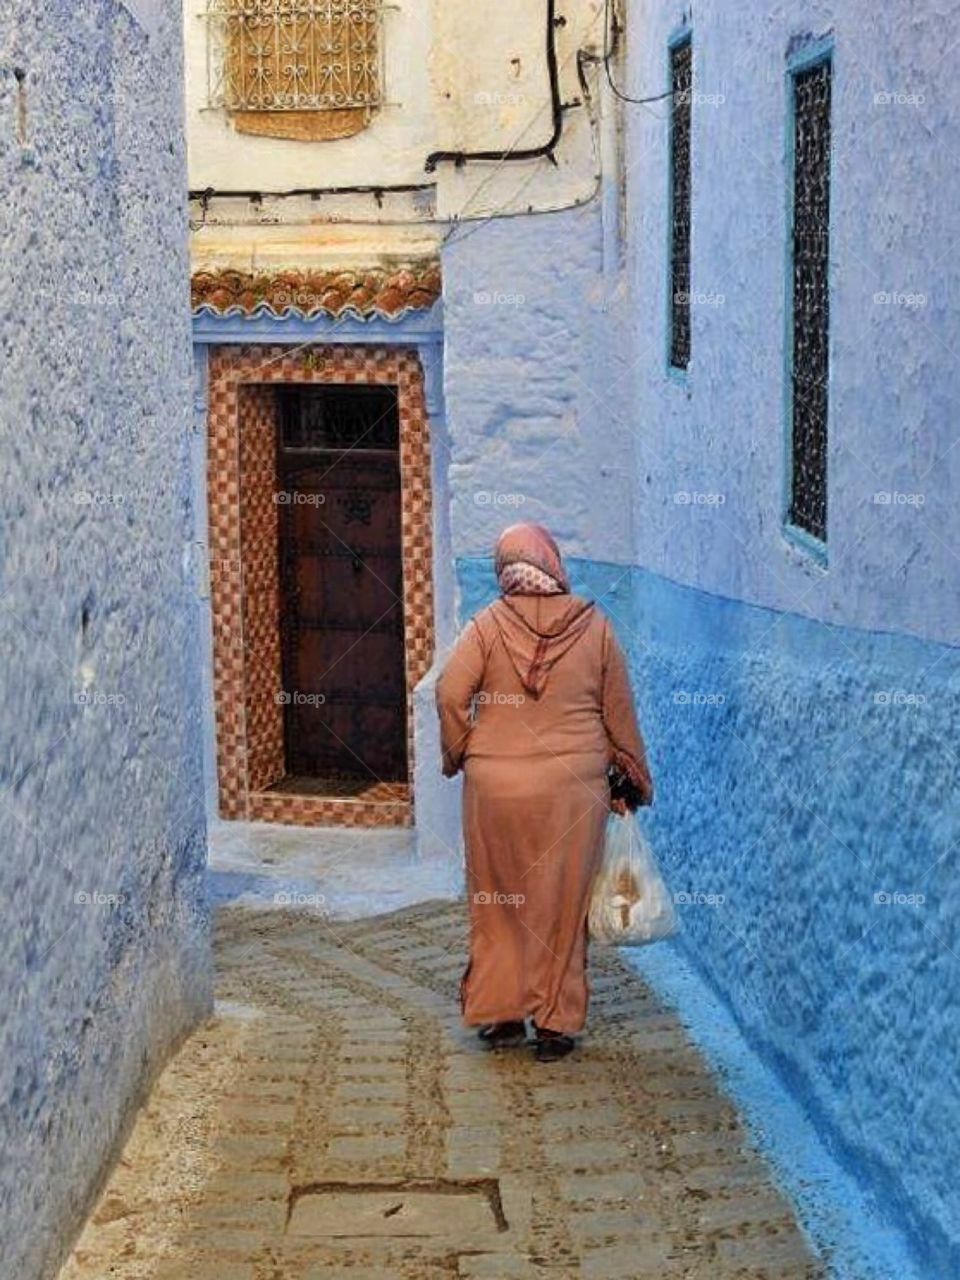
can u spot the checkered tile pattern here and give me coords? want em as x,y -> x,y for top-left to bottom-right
206,344 -> 434,828
248,783 -> 412,829
240,385 -> 286,793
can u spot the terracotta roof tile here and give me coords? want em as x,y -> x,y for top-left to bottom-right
191,265 -> 441,319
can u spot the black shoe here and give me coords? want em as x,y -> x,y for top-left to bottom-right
477,1020 -> 527,1049
534,1027 -> 576,1063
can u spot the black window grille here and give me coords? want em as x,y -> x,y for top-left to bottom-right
788,56 -> 831,543
277,385 -> 399,452
669,37 -> 692,371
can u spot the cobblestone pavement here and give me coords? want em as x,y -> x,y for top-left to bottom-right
61,900 -> 823,1280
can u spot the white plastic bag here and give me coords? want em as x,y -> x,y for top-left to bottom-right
588,814 -> 678,946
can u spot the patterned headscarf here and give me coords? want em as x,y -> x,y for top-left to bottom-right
494,523 -> 569,597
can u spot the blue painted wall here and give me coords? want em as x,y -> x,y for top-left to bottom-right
457,554 -> 960,1277
624,0 -> 960,648
0,5 -> 210,1278
439,198 -> 636,570
626,566 -> 960,1278
610,2 -> 960,1273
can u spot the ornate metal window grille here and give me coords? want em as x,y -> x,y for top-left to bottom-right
277,385 -> 399,451
668,37 -> 692,371
788,56 -> 831,543
206,0 -> 384,114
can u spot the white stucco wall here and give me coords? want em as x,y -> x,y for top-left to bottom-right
624,0 -> 960,646
186,0 -> 606,237
184,0 -> 435,189
0,4 -> 210,1278
431,0 -> 604,220
436,50 -> 633,571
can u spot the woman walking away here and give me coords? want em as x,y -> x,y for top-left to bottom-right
436,523 -> 653,1063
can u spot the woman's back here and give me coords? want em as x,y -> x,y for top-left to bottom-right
435,521 -> 652,1052
466,596 -> 610,766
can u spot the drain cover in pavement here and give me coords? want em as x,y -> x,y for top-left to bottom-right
288,1182 -> 503,1240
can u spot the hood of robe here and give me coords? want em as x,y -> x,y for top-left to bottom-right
488,594 -> 596,698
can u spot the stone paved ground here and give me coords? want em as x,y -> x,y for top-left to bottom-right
61,900 -> 824,1280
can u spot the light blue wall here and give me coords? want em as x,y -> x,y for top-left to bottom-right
0,5 -> 210,1278
627,567 -> 960,1278
439,195 -> 636,572
457,554 -> 960,1277
611,4 -> 960,1274
625,0 -> 960,647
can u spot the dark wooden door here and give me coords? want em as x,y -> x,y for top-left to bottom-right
276,385 -> 407,786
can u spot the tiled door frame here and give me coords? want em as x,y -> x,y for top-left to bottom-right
205,342 -> 435,827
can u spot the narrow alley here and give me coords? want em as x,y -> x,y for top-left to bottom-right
61,886 -> 820,1280
5,2 -> 960,1278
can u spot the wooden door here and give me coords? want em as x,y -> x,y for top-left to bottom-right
276,385 -> 407,787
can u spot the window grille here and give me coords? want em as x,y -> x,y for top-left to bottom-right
206,0 -> 383,116
788,55 -> 831,543
668,37 -> 692,371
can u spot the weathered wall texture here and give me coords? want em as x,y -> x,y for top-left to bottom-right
613,2 -> 960,1274
446,3 -> 960,1273
185,0 -> 605,247
627,568 -> 960,1278
0,4 -> 210,1279
184,0 -> 435,190
440,193 -> 634,572
625,0 -> 960,646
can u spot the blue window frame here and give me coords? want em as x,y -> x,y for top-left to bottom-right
667,31 -> 692,373
784,39 -> 833,555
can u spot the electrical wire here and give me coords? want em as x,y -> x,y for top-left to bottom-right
441,49 -> 603,252
436,17 -> 606,244
189,3 -> 616,232
602,0 -> 676,105
424,0 -> 565,172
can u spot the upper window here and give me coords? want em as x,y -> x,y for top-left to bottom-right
206,0 -> 383,142
786,48 -> 832,547
668,35 -> 692,372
